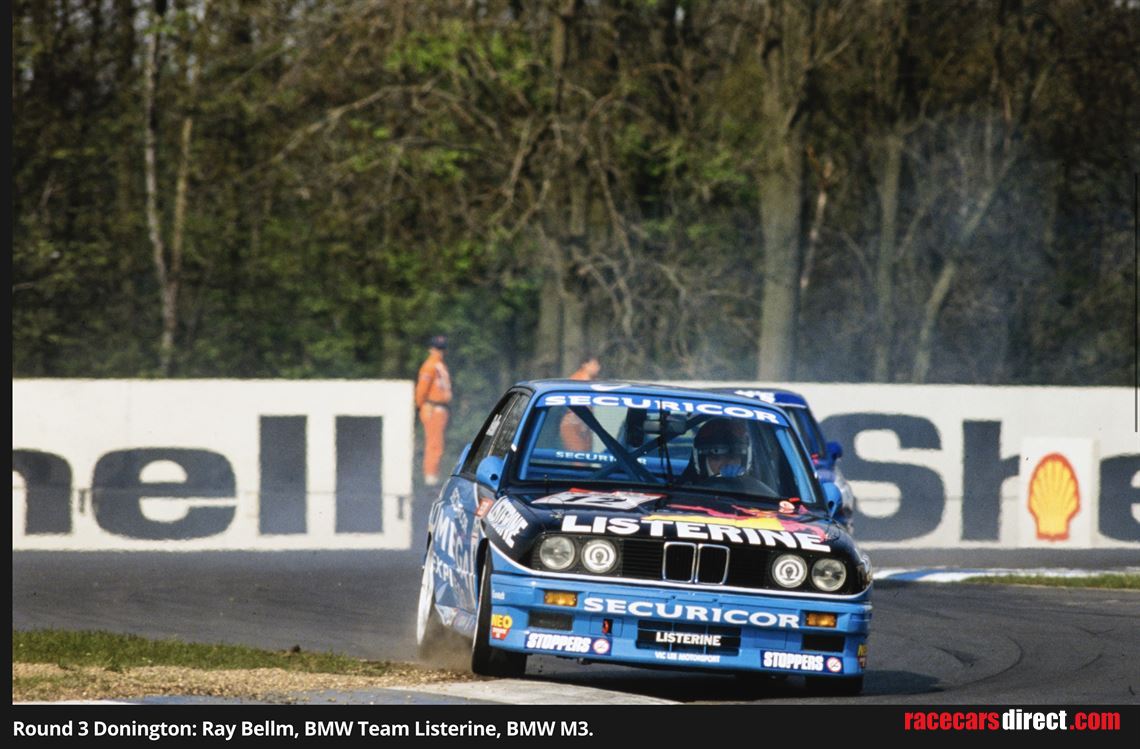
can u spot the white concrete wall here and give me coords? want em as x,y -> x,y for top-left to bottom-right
13,379 -> 1139,550
12,380 -> 414,550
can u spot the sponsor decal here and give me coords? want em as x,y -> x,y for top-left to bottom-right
591,638 -> 611,655
762,651 -> 825,672
826,656 -> 843,673
546,451 -> 651,465
654,651 -> 721,664
561,514 -> 830,552
733,390 -> 778,404
654,631 -> 722,647
1027,453 -> 1081,541
668,501 -> 810,522
486,500 -> 528,547
540,394 -> 785,426
554,450 -> 617,463
584,597 -> 799,629
524,632 -> 592,654
534,490 -> 664,510
649,506 -> 822,536
490,613 -> 513,640
857,642 -> 868,669
448,488 -> 469,533
491,590 -> 506,601
435,514 -> 474,575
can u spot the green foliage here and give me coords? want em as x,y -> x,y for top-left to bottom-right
962,574 -> 1140,590
11,0 -> 1138,391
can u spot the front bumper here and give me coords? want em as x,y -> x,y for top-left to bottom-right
486,549 -> 871,677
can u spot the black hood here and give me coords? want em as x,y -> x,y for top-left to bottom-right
482,487 -> 858,560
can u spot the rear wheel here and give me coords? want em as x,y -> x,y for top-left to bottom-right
470,554 -> 527,677
415,545 -> 447,659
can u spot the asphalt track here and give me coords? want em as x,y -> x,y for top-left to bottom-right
13,542 -> 1140,705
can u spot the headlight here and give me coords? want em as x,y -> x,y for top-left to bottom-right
811,558 -> 847,592
771,553 -> 808,588
580,539 -> 617,574
537,536 -> 576,571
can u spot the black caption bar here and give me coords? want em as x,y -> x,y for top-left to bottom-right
10,704 -> 1139,746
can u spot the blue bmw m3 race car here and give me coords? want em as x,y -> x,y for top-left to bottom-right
416,381 -> 873,694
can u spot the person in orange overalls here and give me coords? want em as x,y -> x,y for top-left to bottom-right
415,335 -> 452,486
559,354 -> 601,452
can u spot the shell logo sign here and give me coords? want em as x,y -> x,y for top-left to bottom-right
1018,438 -> 1096,547
1027,453 -> 1080,540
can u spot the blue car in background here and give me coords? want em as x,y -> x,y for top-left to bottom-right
717,388 -> 857,533
416,380 -> 872,694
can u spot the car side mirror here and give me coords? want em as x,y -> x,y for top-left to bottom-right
827,440 -> 843,461
821,480 -> 844,517
476,455 -> 505,489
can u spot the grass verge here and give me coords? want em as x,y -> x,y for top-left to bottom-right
962,573 -> 1140,590
12,630 -> 470,703
13,629 -> 391,674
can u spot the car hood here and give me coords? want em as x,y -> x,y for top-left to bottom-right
482,487 -> 858,560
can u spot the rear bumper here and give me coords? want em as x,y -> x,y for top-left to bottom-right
486,548 -> 871,677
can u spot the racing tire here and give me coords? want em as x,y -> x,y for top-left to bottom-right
415,545 -> 447,660
470,554 -> 527,678
804,674 -> 864,696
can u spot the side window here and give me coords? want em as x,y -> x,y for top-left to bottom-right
460,392 -> 532,475
487,393 -> 531,459
461,394 -> 515,475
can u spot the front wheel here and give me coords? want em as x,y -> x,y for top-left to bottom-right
415,545 -> 447,659
470,553 -> 527,677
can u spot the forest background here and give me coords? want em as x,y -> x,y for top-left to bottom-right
13,0 -> 1138,456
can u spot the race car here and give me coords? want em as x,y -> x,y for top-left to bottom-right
416,380 -> 872,694
715,387 -> 857,533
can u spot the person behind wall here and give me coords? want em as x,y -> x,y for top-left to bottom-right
416,334 -> 452,487
559,354 -> 601,453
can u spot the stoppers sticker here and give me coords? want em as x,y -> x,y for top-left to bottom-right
524,632 -> 592,654
761,651 -> 825,672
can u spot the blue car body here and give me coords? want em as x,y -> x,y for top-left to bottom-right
416,380 -> 872,693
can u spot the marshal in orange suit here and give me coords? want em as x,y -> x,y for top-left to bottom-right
416,335 -> 452,486
559,354 -> 601,452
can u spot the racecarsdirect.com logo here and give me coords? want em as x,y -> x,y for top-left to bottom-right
1027,453 -> 1081,541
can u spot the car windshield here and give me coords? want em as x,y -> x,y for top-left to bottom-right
513,391 -> 824,510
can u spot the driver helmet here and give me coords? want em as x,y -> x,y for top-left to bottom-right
693,417 -> 750,477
